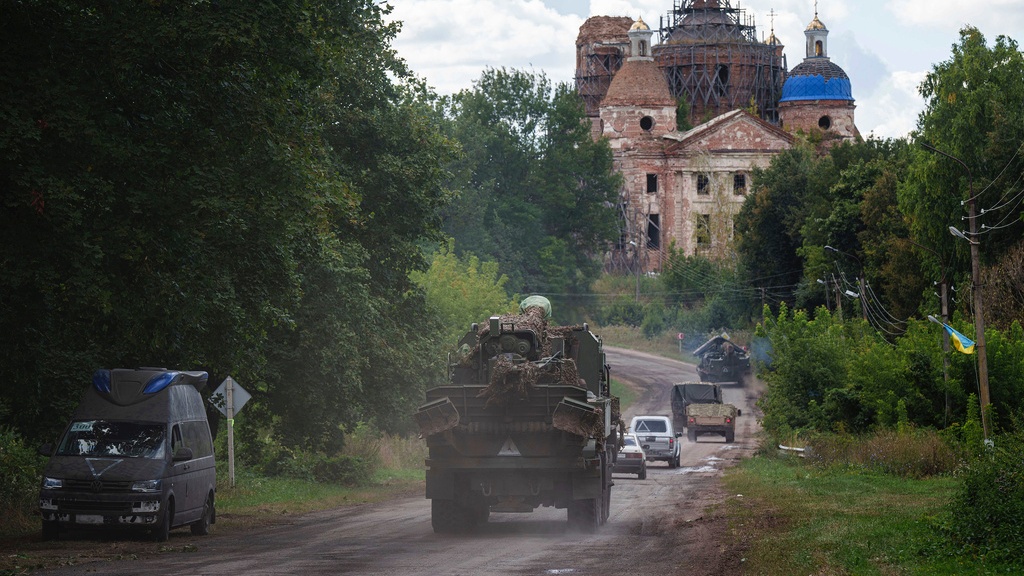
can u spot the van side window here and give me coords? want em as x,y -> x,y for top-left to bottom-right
183,421 -> 214,458
171,424 -> 183,452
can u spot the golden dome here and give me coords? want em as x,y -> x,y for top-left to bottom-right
630,16 -> 650,31
766,32 -> 781,45
806,15 -> 826,31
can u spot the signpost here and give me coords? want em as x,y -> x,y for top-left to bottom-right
211,376 -> 251,487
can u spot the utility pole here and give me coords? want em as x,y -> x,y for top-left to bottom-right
920,141 -> 990,439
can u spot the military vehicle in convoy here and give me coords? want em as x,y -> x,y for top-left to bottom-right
671,382 -> 740,443
693,335 -> 751,383
415,296 -> 619,533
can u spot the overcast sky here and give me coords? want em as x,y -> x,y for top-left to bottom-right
388,0 -> 1024,139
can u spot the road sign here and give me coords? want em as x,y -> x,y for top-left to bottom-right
211,376 -> 251,416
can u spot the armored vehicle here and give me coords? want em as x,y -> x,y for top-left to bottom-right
415,296 -> 618,533
693,335 -> 751,383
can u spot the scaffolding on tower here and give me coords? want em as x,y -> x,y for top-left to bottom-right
656,0 -> 786,125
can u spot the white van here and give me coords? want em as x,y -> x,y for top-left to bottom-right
629,415 -> 681,468
38,368 -> 216,541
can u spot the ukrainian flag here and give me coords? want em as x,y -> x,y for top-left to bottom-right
944,323 -> 976,355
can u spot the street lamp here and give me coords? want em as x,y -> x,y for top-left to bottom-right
816,278 -> 831,310
824,246 -> 867,321
920,140 -> 991,439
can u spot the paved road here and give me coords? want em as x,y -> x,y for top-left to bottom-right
40,347 -> 761,576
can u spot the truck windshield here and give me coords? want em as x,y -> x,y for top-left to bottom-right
56,420 -> 166,459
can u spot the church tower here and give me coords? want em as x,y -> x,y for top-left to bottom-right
778,4 -> 858,141
599,17 -> 676,146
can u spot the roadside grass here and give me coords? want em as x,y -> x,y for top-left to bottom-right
597,324 -> 697,363
611,377 -> 637,413
215,467 -> 422,521
722,455 -> 1021,575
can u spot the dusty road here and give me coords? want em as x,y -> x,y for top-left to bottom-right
33,347 -> 762,576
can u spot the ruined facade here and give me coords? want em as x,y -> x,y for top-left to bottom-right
576,1 -> 858,273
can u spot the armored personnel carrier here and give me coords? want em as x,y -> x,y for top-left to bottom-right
415,296 -> 618,533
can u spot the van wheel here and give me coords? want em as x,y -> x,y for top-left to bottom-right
41,520 -> 59,541
154,500 -> 172,542
191,494 -> 213,536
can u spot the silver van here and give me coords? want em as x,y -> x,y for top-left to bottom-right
38,368 -> 217,541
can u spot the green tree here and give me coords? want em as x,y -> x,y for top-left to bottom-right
0,1 -> 456,448
411,241 -> 518,347
901,27 -> 1024,275
440,68 -> 620,318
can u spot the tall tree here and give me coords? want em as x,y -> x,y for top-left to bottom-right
0,1 -> 456,447
440,68 -> 620,318
901,27 -> 1024,277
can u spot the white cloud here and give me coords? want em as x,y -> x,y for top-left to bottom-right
390,0 -> 583,93
888,0 -> 1024,35
857,70 -> 928,139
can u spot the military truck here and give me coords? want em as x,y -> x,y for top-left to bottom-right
685,402 -> 738,443
670,382 -> 722,436
693,335 -> 751,383
415,296 -> 618,533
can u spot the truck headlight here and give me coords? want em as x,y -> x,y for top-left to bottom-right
131,479 -> 162,493
42,477 -> 63,490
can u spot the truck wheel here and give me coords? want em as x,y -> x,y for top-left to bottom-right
668,453 -> 677,469
431,499 -> 467,534
602,488 -> 611,524
567,499 -> 600,532
41,520 -> 59,541
469,493 -> 489,525
687,429 -> 697,442
725,431 -> 735,443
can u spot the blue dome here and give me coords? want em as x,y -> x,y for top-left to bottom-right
781,58 -> 854,102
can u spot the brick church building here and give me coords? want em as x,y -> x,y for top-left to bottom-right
576,1 -> 858,273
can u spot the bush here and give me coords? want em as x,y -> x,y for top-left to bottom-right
0,427 -> 45,533
262,447 -> 376,486
806,428 -> 958,478
944,431 -> 1024,560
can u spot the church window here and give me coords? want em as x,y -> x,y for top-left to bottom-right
733,174 -> 746,195
646,214 -> 660,249
639,41 -> 648,57
815,41 -> 823,56
640,116 -> 654,131
818,115 -> 832,130
715,65 -> 730,97
697,173 -> 710,195
646,174 -> 658,194
695,214 -> 711,247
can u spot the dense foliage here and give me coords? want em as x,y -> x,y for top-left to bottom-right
0,1 -> 456,449
438,68 -> 621,322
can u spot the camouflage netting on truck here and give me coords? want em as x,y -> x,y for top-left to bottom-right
478,353 -> 583,408
552,403 -> 605,438
465,299 -> 592,408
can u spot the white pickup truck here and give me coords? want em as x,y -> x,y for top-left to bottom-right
629,415 -> 681,468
